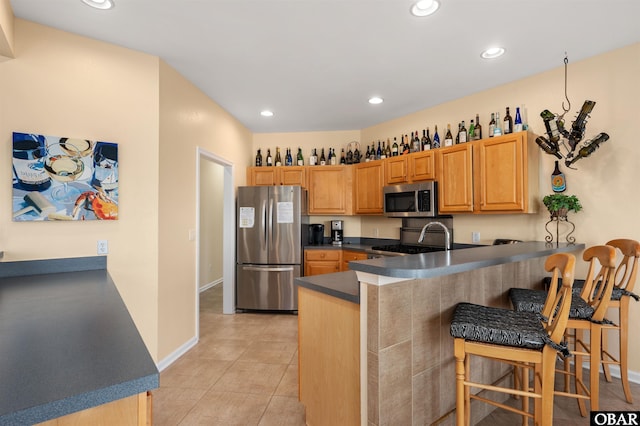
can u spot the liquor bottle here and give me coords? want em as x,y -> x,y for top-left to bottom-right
468,120 -> 475,142
255,148 -> 263,166
433,125 -> 441,148
266,148 -> 273,166
376,141 -> 382,160
392,137 -> 399,156
385,138 -> 392,158
474,114 -> 482,140
423,128 -> 432,150
493,112 -> 502,136
444,124 -> 454,147
514,107 -> 523,132
309,148 -> 317,166
274,147 -> 282,166
413,130 -> 421,152
551,160 -> 566,192
340,148 -> 346,164
503,107 -> 513,134
297,147 -> 304,166
458,121 -> 467,143
319,148 -> 326,165
285,147 -> 293,166
488,113 -> 496,138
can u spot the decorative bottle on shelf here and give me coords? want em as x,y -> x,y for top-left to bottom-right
493,112 -> 502,136
391,137 -> 399,156
503,107 -> 513,134
468,120 -> 475,141
255,148 -> 262,166
297,147 -> 304,166
380,141 -> 387,160
364,145 -> 371,162
285,147 -> 293,166
444,124 -> 454,147
309,148 -> 317,166
488,113 -> 496,138
376,141 -> 382,160
458,121 -> 467,143
385,138 -> 392,158
274,147 -> 282,166
423,128 -> 432,150
551,160 -> 566,193
266,148 -> 273,166
353,146 -> 360,163
412,130 -> 421,152
474,114 -> 482,140
340,148 -> 346,164
514,107 -> 523,132
319,148 -> 326,165
403,135 -> 410,154
346,147 -> 353,164
433,125 -> 441,148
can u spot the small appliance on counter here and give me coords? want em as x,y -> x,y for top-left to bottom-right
308,223 -> 325,245
331,220 -> 343,246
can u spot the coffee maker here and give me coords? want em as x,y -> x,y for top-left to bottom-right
331,220 -> 344,246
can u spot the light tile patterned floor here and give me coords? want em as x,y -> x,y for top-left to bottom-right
153,285 -> 640,425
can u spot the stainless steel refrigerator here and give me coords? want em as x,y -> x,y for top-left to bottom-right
236,186 -> 308,311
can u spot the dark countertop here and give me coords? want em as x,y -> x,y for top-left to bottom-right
304,243 -> 372,252
295,271 -> 359,304
0,257 -> 159,425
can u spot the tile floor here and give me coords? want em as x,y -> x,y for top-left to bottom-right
153,285 -> 640,425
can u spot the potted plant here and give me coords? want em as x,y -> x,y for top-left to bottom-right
542,194 -> 582,218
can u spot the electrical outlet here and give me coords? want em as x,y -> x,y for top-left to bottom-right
97,240 -> 108,255
472,232 -> 480,243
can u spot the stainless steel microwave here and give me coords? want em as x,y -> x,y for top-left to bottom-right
383,182 -> 437,217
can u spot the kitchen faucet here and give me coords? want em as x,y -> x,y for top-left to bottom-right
418,222 -> 451,250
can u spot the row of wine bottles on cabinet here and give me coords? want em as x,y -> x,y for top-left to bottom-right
253,107 -> 527,166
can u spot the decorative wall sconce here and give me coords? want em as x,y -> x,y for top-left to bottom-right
534,56 -> 610,169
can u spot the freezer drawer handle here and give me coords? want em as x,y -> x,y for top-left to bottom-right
242,266 -> 295,272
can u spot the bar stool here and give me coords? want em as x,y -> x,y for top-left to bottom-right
450,252 -> 576,426
540,239 -> 639,403
509,245 -> 617,416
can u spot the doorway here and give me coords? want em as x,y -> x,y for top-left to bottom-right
195,148 -> 235,338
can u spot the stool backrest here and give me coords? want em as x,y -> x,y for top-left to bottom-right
543,253 -> 576,346
580,245 -> 617,322
606,239 -> 640,293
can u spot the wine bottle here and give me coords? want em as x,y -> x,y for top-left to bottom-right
12,135 -> 52,192
285,147 -> 293,166
319,148 -> 326,165
444,124 -> 454,147
413,130 -> 421,152
364,145 -> 371,162
369,143 -> 376,161
385,138 -> 391,158
346,147 -> 353,164
551,161 -> 566,193
488,113 -> 496,138
474,114 -> 482,140
379,141 -> 386,160
514,107 -> 523,132
404,135 -> 410,154
565,132 -> 609,167
423,128 -> 432,150
266,148 -> 273,166
468,120 -> 475,142
458,121 -> 467,143
297,147 -> 304,166
535,136 -> 562,159
421,129 -> 428,150
255,148 -> 263,166
433,125 -> 441,148
275,147 -> 282,166
353,146 -> 360,163
340,148 -> 346,164
376,141 -> 382,160
309,148 -> 317,166
392,137 -> 399,156
503,107 -> 513,134
493,112 -> 502,136
540,109 -> 562,145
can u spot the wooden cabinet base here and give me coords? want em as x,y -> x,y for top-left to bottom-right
36,392 -> 151,426
298,286 -> 360,426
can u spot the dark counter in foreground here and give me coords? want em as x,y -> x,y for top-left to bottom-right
0,257 -> 159,425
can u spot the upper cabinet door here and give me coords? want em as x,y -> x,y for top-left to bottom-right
354,161 -> 385,214
408,150 -> 436,182
384,156 -> 407,184
248,167 -> 278,186
279,166 -> 306,187
437,144 -> 474,213
307,166 -> 352,214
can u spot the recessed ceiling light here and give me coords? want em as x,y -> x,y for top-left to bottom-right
481,47 -> 505,59
368,97 -> 383,105
81,0 -> 115,10
260,110 -> 274,117
411,0 -> 440,17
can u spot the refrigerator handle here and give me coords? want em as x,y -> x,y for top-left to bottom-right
268,197 -> 274,248
241,266 -> 295,272
261,199 -> 268,251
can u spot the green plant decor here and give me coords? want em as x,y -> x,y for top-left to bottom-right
542,194 -> 582,217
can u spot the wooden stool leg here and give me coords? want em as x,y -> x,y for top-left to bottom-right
574,329 -> 587,417
541,349 -> 556,426
602,327 -> 612,382
534,362 -> 542,426
520,365 -> 529,426
591,325 -> 602,412
454,339 -> 467,426
620,299 -> 633,403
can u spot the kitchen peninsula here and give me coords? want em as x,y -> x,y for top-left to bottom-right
0,257 -> 158,425
296,241 -> 584,425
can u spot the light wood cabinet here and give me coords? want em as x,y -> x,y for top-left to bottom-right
353,161 -> 385,214
307,166 -> 352,215
385,156 -> 408,184
341,250 -> 368,271
408,150 -> 436,181
437,131 -> 539,214
36,392 -> 151,426
304,250 -> 341,276
246,166 -> 305,187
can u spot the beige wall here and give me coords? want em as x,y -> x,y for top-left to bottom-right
199,159 -> 224,289
0,19 -> 161,357
158,61 -> 252,360
0,0 -> 13,59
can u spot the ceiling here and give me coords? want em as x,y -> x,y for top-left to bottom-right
9,0 -> 640,133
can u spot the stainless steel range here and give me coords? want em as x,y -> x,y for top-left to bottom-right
367,217 -> 454,257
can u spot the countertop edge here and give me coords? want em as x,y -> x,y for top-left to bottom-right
0,256 -> 107,278
295,271 -> 359,304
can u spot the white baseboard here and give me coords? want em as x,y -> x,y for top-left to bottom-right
199,278 -> 223,293
577,362 -> 640,384
156,336 -> 198,372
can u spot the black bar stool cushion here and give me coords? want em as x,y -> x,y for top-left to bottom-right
509,288 -> 595,319
541,277 -> 640,302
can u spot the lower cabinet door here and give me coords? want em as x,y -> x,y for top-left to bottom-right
236,264 -> 300,310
